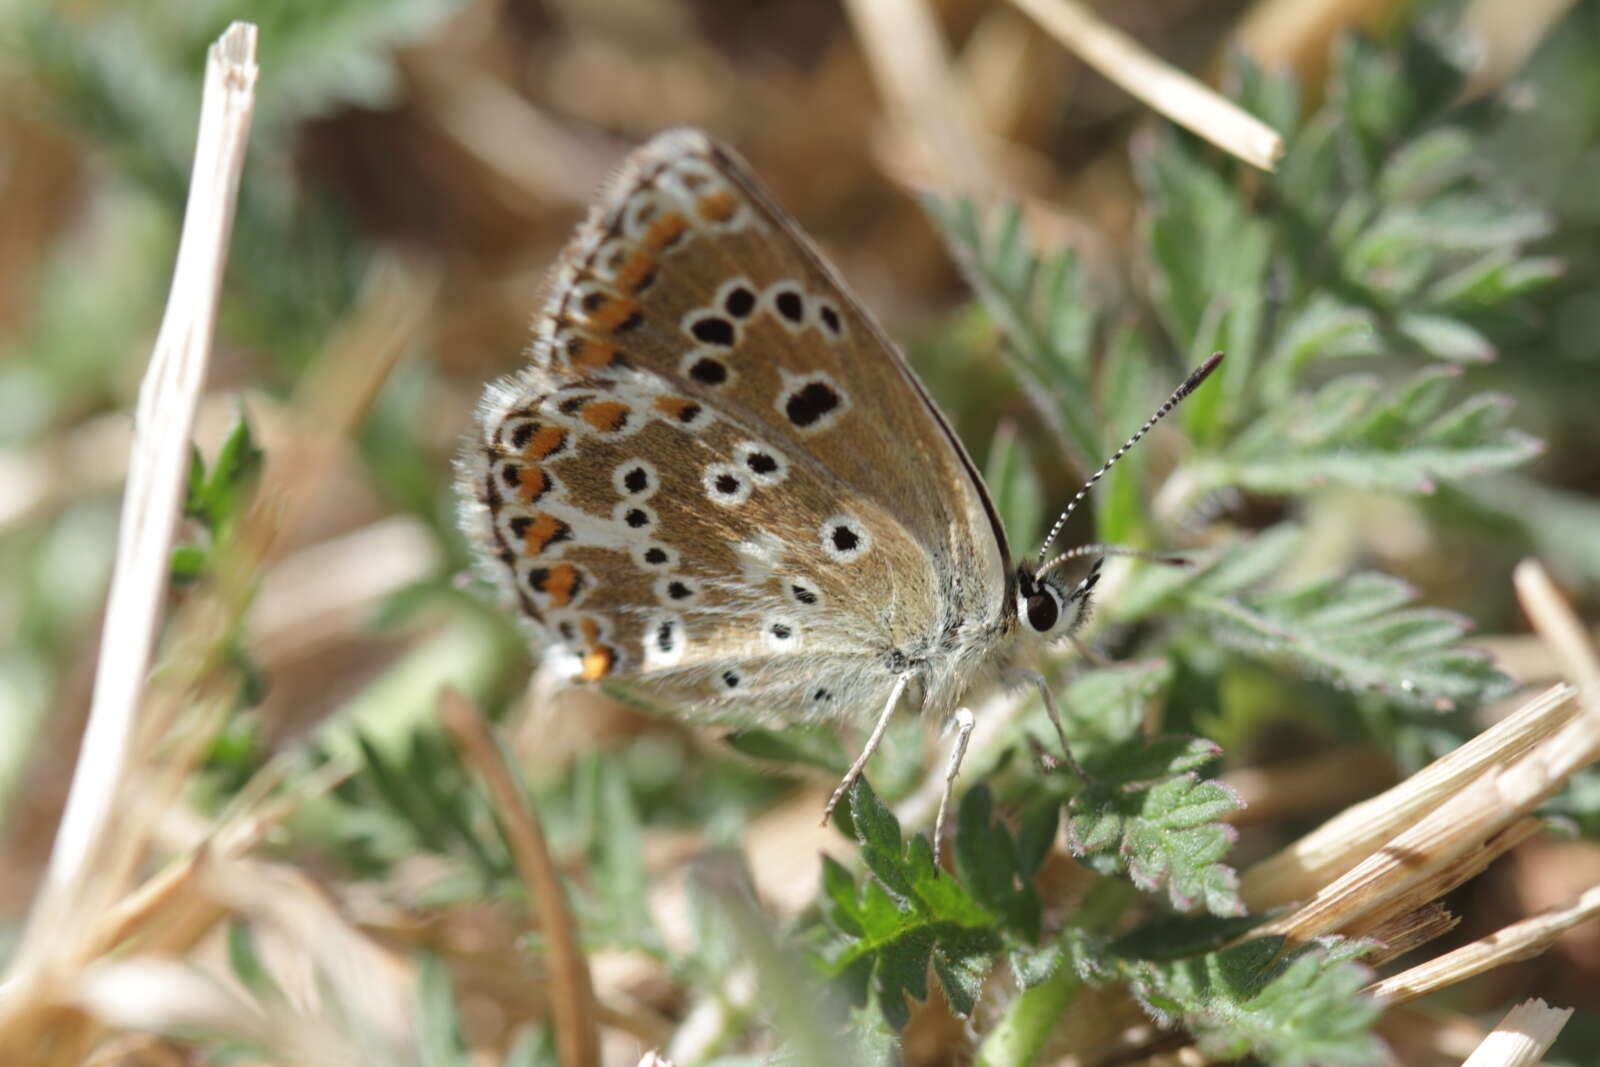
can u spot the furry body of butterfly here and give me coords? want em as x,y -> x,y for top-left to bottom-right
459,128 -> 1217,820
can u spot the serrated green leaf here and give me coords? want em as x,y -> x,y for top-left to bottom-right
1259,297 -> 1383,403
923,197 -> 1100,466
820,779 -> 1011,1027
1188,569 -> 1513,712
1066,736 -> 1244,915
1119,937 -> 1384,1067
1377,126 -> 1476,202
1202,369 -> 1540,495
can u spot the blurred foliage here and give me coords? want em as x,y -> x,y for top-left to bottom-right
5,1 -> 1600,1065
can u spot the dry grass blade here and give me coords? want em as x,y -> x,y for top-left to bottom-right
1009,0 -> 1283,171
1240,683 -> 1577,910
439,689 -> 600,1067
30,20 -> 257,914
1460,998 -> 1575,1067
840,0 -> 993,192
1368,886 -> 1600,1004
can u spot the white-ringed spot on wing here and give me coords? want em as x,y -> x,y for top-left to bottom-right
777,371 -> 848,433
766,281 -> 809,332
612,500 -> 657,532
763,615 -> 800,652
733,441 -> 787,486
717,278 -> 759,320
653,391 -> 714,431
719,668 -> 745,692
820,514 -> 871,563
683,309 -> 738,348
643,613 -> 687,668
816,300 -> 845,340
655,574 -> 702,606
613,458 -> 659,499
786,577 -> 823,609
811,686 -> 835,707
633,541 -> 678,570
703,463 -> 752,506
677,348 -> 733,390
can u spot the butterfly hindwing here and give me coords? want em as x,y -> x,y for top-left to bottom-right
460,129 -> 1009,721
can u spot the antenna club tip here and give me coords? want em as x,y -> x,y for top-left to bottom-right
1177,351 -> 1226,398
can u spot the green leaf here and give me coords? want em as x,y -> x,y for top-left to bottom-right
819,778 -> 1008,1027
182,407 -> 263,533
1395,311 -> 1493,362
923,197 -> 1101,467
985,421 -> 1045,552
1188,570 -> 1514,713
1117,937 -> 1385,1067
225,920 -> 283,1002
723,724 -> 847,773
416,952 -> 471,1067
1065,736 -> 1245,915
1201,368 -> 1540,495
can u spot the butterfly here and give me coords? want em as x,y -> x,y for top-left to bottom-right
457,128 -> 1221,851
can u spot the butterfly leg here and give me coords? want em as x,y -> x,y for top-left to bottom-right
1004,668 -> 1088,782
932,707 -> 975,868
822,670 -> 915,825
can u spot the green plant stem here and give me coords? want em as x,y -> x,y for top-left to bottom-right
973,962 -> 1082,1067
974,879 -> 1132,1067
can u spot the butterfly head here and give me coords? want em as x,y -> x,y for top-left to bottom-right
1014,558 -> 1101,642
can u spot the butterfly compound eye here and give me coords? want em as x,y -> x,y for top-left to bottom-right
1026,589 -> 1060,633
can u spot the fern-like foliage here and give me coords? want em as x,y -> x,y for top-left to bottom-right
1114,936 -> 1384,1067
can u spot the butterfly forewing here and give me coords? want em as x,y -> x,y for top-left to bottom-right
461,129 -> 1008,722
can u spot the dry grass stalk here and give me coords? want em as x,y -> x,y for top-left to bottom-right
1009,0 -> 1283,171
1240,682 -> 1577,910
840,0 -> 994,193
439,689 -> 601,1067
1459,998 -> 1575,1067
1369,883 -> 1600,1005
1233,0 -> 1407,85
1457,0 -> 1581,100
23,21 -> 257,940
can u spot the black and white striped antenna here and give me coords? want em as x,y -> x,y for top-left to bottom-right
1036,352 -> 1224,575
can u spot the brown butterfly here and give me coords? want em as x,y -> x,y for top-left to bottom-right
458,129 -> 1221,850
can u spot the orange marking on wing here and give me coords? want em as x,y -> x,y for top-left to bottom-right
654,396 -> 696,420
568,338 -> 617,369
543,563 -> 580,607
615,249 -> 658,292
517,466 -> 549,503
524,425 -> 567,460
580,401 -> 630,433
644,211 -> 689,251
579,617 -> 600,643
697,190 -> 737,222
577,644 -> 614,681
521,513 -> 568,554
586,296 -> 641,334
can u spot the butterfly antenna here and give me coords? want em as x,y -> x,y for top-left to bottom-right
1037,352 -> 1224,561
1041,543 -> 1191,573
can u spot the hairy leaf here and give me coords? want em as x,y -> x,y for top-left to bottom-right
1065,736 -> 1244,915
1117,936 -> 1384,1067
